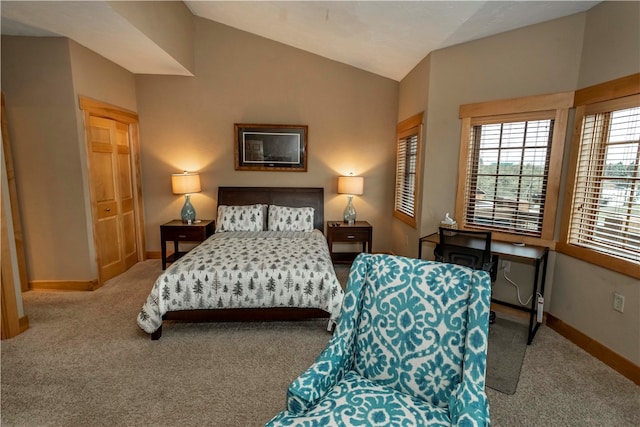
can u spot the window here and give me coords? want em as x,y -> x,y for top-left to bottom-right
394,112 -> 423,227
465,116 -> 553,236
457,93 -> 573,245
559,74 -> 640,278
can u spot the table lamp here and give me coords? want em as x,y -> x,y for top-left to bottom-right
337,175 -> 364,225
171,171 -> 201,223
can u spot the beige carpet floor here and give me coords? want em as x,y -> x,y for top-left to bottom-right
1,260 -> 638,426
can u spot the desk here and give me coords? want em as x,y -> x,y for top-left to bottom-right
419,232 -> 549,345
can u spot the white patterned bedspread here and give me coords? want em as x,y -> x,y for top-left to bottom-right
137,230 -> 344,334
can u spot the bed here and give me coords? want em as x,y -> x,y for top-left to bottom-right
137,187 -> 344,339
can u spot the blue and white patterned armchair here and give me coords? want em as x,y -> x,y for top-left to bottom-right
265,253 -> 492,427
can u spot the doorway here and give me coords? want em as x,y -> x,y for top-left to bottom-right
80,97 -> 145,285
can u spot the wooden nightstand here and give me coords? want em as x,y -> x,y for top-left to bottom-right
160,219 -> 215,269
326,220 -> 372,264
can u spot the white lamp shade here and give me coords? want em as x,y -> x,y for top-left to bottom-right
337,176 -> 364,195
171,172 -> 201,194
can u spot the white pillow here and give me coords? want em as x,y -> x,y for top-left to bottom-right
216,204 -> 265,232
268,205 -> 315,232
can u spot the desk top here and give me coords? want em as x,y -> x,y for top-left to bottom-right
420,232 -> 548,261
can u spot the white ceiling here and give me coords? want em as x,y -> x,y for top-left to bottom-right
1,1 -> 600,81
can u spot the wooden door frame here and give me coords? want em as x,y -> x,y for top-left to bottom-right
79,97 -> 146,286
1,93 -> 29,338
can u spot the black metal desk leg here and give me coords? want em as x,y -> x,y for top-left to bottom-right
527,258 -> 541,344
533,251 -> 549,344
527,249 -> 548,345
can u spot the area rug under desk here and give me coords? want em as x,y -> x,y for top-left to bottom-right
486,316 -> 529,394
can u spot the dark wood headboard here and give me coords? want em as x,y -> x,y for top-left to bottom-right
217,187 -> 325,231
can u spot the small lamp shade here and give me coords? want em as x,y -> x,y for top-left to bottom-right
337,176 -> 364,195
171,172 -> 201,223
171,172 -> 201,195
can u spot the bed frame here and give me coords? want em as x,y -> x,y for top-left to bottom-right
150,186 -> 330,340
217,186 -> 325,231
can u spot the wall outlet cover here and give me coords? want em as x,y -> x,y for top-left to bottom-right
613,293 -> 625,313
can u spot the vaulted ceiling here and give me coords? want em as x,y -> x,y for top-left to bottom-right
1,1 -> 599,81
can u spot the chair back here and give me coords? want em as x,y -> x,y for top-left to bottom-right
352,254 -> 486,408
434,227 -> 496,280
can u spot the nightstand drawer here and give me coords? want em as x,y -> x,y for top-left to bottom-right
162,227 -> 205,241
330,228 -> 371,242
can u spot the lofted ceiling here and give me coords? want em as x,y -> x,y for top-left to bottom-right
1,1 -> 600,81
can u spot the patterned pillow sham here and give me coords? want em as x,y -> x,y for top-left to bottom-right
215,204 -> 266,232
268,205 -> 315,232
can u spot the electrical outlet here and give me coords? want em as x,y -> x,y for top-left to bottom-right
501,260 -> 511,273
613,293 -> 625,313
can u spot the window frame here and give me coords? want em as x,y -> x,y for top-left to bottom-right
456,92 -> 573,247
393,112 -> 423,228
557,73 -> 640,279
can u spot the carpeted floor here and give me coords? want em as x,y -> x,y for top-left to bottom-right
1,260 -> 638,426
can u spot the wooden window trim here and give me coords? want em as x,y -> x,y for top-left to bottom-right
393,112 -> 423,228
456,92 -> 573,247
558,73 -> 640,279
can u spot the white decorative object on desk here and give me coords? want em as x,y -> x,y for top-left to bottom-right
440,212 -> 457,234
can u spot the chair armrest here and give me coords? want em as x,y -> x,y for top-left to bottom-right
449,381 -> 490,427
285,333 -> 354,414
449,269 -> 492,426
468,270 -> 491,339
285,253 -> 372,414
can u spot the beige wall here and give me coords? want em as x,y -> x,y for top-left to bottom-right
108,1 -> 195,74
2,1 -> 637,364
392,55 -> 430,256
397,1 -> 639,364
550,1 -> 640,365
1,36 -> 138,281
418,13 -> 586,310
2,17 -> 397,281
396,12 -> 586,264
1,37 -> 91,280
68,39 -> 139,279
577,1 -> 640,88
136,18 -> 398,253
69,41 -> 138,112
422,13 -> 586,238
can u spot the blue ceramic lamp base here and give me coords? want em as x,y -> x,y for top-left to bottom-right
181,194 -> 196,223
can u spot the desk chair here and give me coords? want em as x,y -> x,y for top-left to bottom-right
434,227 -> 498,324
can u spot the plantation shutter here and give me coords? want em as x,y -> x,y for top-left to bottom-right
462,115 -> 554,237
567,100 -> 640,263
